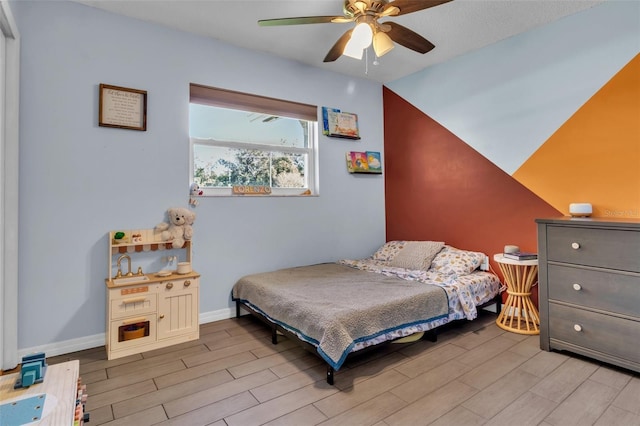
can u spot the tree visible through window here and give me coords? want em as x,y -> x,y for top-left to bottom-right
189,84 -> 318,196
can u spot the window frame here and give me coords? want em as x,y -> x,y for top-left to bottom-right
189,84 -> 319,197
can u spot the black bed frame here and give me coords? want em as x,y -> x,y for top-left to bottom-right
235,296 -> 501,385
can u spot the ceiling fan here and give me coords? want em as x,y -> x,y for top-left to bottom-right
258,0 -> 453,62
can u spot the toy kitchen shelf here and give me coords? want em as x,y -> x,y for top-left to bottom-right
107,229 -> 192,280
105,229 -> 199,360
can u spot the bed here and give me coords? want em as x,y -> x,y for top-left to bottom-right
232,242 -> 502,385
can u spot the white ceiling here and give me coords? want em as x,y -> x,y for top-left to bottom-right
75,0 -> 607,83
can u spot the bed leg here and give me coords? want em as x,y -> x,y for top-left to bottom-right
271,325 -> 278,345
495,294 -> 502,315
326,366 -> 334,385
425,330 -> 437,342
235,301 -> 240,318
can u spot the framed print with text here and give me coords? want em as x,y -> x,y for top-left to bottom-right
99,84 -> 147,131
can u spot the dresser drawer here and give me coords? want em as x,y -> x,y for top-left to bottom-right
549,303 -> 640,363
548,264 -> 640,318
547,225 -> 640,272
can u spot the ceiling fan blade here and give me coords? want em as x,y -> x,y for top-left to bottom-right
385,22 -> 435,54
324,29 -> 354,62
384,0 -> 453,16
258,16 -> 344,26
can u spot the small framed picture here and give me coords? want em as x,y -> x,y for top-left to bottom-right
99,84 -> 147,131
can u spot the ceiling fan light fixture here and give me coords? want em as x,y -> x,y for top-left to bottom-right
343,44 -> 364,59
373,31 -> 394,57
343,22 -> 373,59
259,0 -> 449,63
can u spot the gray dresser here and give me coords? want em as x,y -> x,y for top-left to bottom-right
536,217 -> 640,372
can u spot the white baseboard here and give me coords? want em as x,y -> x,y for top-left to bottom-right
18,308 -> 238,360
18,333 -> 106,361
199,307 -> 236,324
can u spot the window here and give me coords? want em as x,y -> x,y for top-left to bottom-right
189,84 -> 318,196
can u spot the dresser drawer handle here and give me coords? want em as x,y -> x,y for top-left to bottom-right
184,280 -> 191,287
166,282 -> 173,289
572,283 -> 582,291
571,242 -> 580,250
573,324 -> 582,332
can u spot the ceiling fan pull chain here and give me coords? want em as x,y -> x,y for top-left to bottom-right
365,48 -> 369,75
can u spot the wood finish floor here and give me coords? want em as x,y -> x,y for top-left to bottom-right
48,312 -> 640,426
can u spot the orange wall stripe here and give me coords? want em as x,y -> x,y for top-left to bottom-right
513,54 -> 640,219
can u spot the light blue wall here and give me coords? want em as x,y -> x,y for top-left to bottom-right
386,0 -> 639,175
12,1 -> 385,351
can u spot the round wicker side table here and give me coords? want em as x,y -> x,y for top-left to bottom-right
494,253 -> 540,335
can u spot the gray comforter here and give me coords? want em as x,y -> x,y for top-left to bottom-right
232,263 -> 449,369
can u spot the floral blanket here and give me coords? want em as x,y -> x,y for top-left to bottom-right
338,258 -> 500,321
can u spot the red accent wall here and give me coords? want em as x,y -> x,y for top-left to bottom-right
383,87 -> 561,304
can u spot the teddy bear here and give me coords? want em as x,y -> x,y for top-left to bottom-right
155,207 -> 196,248
189,183 -> 203,207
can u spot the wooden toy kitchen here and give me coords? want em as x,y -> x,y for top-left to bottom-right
105,229 -> 199,360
